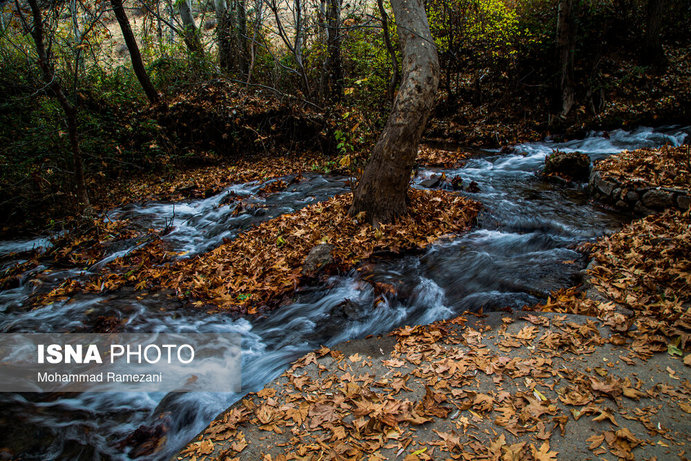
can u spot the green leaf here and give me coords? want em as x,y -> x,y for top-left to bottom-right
668,343 -> 683,357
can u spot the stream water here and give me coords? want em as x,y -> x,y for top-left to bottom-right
0,126 -> 688,460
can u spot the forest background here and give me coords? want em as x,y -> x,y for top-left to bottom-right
1,0 -> 689,234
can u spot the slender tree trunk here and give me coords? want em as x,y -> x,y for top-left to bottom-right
318,0 -> 326,43
245,0 -> 263,83
293,0 -> 303,67
217,0 -> 248,76
69,0 -> 84,75
322,0 -> 342,101
26,0 -> 89,207
168,0 -> 176,43
235,0 -> 248,74
318,0 -> 328,99
377,0 -> 400,103
156,0 -> 164,49
293,0 -> 310,95
642,0 -> 666,69
216,0 -> 232,70
110,0 -> 159,104
267,0 -> 310,95
179,0 -> 203,55
557,0 -> 575,118
350,0 -> 439,225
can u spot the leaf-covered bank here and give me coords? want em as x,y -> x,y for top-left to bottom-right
39,189 -> 480,314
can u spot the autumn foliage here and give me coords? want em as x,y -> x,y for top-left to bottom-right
148,190 -> 480,313
40,189 -> 480,314
594,144 -> 691,192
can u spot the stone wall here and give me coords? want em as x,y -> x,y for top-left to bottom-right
589,170 -> 691,214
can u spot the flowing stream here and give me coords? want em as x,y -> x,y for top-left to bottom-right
0,126 -> 688,460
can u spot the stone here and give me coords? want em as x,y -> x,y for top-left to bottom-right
678,194 -> 690,210
545,174 -> 570,186
641,189 -> 674,209
544,150 -> 591,181
302,244 -> 334,276
331,299 -> 363,320
625,191 -> 639,203
599,179 -> 616,196
450,176 -> 463,190
466,181 -> 481,193
615,200 -> 628,209
634,201 -> 654,215
420,176 -> 442,188
589,171 -> 616,196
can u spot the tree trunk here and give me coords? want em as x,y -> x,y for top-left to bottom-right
557,0 -> 575,118
293,0 -> 303,67
293,0 -> 310,95
377,0 -> 399,104
27,0 -> 89,207
350,0 -> 439,225
69,0 -> 84,75
217,0 -> 248,76
245,0 -> 263,83
179,0 -> 204,55
110,0 -> 159,104
168,1 -> 176,44
235,0 -> 248,75
216,0 -> 232,70
642,0 -> 666,69
322,0 -> 342,101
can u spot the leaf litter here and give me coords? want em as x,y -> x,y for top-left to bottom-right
38,190 -> 480,314
594,144 -> 691,192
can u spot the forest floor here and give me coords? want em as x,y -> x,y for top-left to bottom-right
175,146 -> 690,461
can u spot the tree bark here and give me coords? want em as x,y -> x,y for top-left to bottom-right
216,0 -> 232,70
557,0 -> 575,118
179,0 -> 204,56
377,0 -> 399,104
26,0 -> 90,207
69,0 -> 84,75
322,0 -> 342,101
218,0 -> 249,76
110,0 -> 159,104
245,0 -> 263,83
642,0 -> 666,69
293,0 -> 303,67
350,0 -> 439,225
